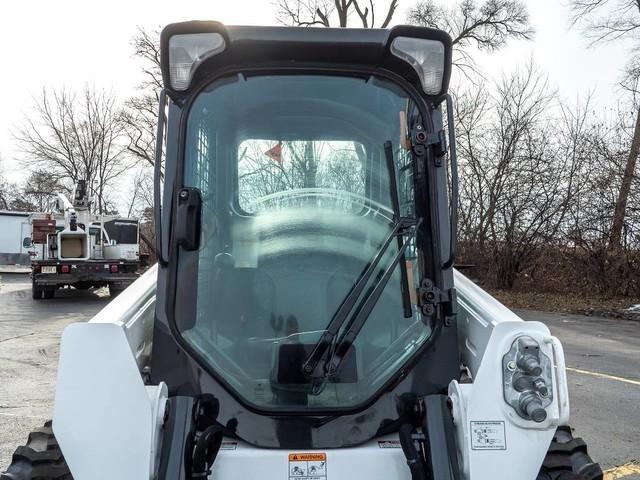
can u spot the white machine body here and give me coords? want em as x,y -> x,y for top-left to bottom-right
104,243 -> 139,261
52,267 -> 570,480
449,272 -> 569,480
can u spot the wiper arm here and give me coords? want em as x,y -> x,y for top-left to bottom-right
302,140 -> 416,382
302,217 -> 412,379
302,218 -> 422,390
322,219 -> 421,381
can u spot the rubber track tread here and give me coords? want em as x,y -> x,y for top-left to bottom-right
1,421 -> 73,480
537,426 -> 602,480
546,438 -> 588,455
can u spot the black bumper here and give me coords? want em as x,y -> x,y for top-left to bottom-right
33,272 -> 139,287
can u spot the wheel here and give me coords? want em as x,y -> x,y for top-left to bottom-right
43,289 -> 55,299
537,426 -> 602,480
0,420 -> 72,479
31,285 -> 43,300
108,284 -> 124,297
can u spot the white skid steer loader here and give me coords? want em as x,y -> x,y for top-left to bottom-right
2,22 -> 602,480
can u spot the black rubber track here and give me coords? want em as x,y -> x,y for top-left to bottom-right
537,426 -> 603,480
1,421 -> 72,480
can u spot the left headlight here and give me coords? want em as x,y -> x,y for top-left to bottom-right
168,33 -> 226,91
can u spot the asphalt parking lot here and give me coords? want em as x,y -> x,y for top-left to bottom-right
518,310 -> 640,479
0,272 -> 110,470
0,271 -> 638,477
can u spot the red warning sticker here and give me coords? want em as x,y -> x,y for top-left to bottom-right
288,453 -> 327,479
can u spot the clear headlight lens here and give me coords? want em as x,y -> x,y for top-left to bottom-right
168,33 -> 225,91
390,37 -> 445,95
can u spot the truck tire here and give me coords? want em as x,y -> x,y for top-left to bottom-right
43,290 -> 55,300
108,284 -> 124,297
537,426 -> 602,480
31,285 -> 43,300
0,421 -> 72,480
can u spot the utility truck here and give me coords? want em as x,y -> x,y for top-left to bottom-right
29,180 -> 141,299
2,22 -> 601,480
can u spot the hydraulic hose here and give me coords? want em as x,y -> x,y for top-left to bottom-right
191,424 -> 223,479
399,423 -> 427,480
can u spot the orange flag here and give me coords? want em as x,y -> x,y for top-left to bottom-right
264,142 -> 282,163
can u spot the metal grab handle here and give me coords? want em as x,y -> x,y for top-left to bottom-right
545,336 -> 570,425
442,93 -> 458,269
154,89 -> 169,267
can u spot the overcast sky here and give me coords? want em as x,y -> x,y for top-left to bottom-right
0,0 -> 630,188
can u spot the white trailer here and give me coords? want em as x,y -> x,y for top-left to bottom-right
0,210 -> 35,266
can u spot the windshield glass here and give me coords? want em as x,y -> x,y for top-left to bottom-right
180,74 -> 432,411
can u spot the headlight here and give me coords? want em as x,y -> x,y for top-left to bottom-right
502,336 -> 553,423
168,33 -> 225,91
390,37 -> 445,95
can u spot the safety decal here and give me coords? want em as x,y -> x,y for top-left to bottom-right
288,453 -> 327,480
470,421 -> 506,450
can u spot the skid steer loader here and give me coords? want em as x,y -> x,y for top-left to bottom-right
2,21 -> 602,480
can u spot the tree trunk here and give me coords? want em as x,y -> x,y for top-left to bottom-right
303,141 -> 317,188
609,107 -> 640,250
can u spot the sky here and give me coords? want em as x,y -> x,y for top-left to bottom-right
0,0 -> 631,202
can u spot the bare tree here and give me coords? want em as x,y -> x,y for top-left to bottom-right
560,102 -> 640,294
15,86 -> 129,214
455,58 -> 640,294
454,62 -> 586,288
121,27 -> 163,168
0,155 -> 36,212
238,140 -> 365,210
570,0 -> 640,43
21,170 -> 69,212
276,0 -> 399,28
570,0 -> 640,249
407,0 -> 533,75
126,167 -> 154,218
0,154 -> 13,210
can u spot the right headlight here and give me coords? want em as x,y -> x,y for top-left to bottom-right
390,37 -> 445,95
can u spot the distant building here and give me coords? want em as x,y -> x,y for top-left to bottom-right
0,210 -> 38,265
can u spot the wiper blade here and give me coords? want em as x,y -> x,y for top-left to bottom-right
301,217 -> 412,379
320,218 -> 422,384
384,140 -> 413,319
302,217 -> 422,389
301,140 -> 418,389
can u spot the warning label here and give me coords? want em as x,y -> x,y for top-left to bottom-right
470,421 -> 507,450
288,453 -> 327,480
